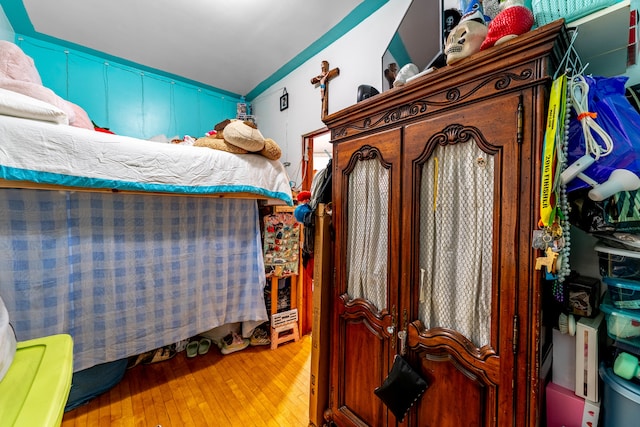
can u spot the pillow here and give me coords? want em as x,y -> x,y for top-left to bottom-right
0,40 -> 42,84
0,41 -> 81,124
0,295 -> 17,383
0,78 -> 76,123
374,354 -> 428,422
0,87 -> 69,124
68,101 -> 94,130
223,119 -> 265,152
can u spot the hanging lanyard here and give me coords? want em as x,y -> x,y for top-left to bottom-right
539,74 -> 567,228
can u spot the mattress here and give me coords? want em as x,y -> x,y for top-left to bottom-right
0,114 -> 293,204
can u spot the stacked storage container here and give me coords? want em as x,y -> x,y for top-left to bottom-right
595,243 -> 640,426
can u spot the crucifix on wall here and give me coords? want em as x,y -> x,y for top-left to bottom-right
310,60 -> 339,119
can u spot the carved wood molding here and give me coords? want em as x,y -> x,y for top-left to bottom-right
342,144 -> 391,175
339,293 -> 392,338
333,69 -> 533,139
414,124 -> 500,166
408,321 -> 500,386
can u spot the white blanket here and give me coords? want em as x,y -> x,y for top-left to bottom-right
0,114 -> 293,204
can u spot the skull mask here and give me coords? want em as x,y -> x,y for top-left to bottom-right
444,20 -> 488,65
445,15 -> 455,28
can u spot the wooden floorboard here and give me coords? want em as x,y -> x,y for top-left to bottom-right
62,334 -> 312,427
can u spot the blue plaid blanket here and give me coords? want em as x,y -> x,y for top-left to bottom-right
0,189 -> 268,371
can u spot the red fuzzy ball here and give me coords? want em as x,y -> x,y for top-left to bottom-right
297,191 -> 312,203
480,5 -> 534,51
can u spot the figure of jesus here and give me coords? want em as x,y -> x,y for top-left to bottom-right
311,60 -> 339,119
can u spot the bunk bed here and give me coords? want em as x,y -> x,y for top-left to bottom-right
0,98 -> 293,372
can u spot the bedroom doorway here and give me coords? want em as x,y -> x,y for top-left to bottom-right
301,128 -> 331,192
299,128 -> 331,336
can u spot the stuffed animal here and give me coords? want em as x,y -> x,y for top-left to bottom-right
460,0 -> 491,24
260,138 -> 282,160
223,119 -> 265,151
194,119 -> 283,160
480,0 -> 534,51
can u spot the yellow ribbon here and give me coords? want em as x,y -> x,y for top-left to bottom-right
433,157 -> 438,212
539,74 -> 567,228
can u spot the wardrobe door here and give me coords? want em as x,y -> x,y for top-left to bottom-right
328,128 -> 402,427
402,94 -> 530,426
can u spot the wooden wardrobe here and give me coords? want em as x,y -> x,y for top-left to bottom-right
320,21 -> 567,427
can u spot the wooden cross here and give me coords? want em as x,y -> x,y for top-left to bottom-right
311,60 -> 339,119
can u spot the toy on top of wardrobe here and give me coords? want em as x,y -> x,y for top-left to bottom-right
443,8 -> 463,44
444,0 -> 490,65
460,0 -> 492,24
480,0 -> 535,50
394,0 -> 536,81
444,0 -> 535,65
392,1 -> 468,85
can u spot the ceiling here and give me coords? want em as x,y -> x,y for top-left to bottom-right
2,0 -> 385,98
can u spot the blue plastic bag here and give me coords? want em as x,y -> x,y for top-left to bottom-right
566,75 -> 640,193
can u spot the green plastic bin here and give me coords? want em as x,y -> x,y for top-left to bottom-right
0,334 -> 73,427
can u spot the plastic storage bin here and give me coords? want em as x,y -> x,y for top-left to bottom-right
601,293 -> 640,351
595,243 -> 640,280
599,362 -> 640,427
0,334 -> 73,427
603,276 -> 640,310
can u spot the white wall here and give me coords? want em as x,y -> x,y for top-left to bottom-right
252,0 -> 412,189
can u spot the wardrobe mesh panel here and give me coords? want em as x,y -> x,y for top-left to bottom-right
417,141 -> 494,348
346,158 -> 389,311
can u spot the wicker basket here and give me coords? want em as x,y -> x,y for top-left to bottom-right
532,0 -> 621,26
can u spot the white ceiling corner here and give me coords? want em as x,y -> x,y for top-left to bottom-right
21,0 -> 363,96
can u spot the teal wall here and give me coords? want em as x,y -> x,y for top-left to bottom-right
12,36 -> 241,139
0,5 -> 13,41
0,5 -> 240,140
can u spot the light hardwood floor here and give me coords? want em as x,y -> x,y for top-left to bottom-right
62,334 -> 312,427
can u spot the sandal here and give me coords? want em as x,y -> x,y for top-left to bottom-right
186,340 -> 199,358
198,337 -> 212,355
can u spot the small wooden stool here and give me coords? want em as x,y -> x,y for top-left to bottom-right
271,308 -> 300,350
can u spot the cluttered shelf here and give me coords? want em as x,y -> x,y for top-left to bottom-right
262,205 -> 305,349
